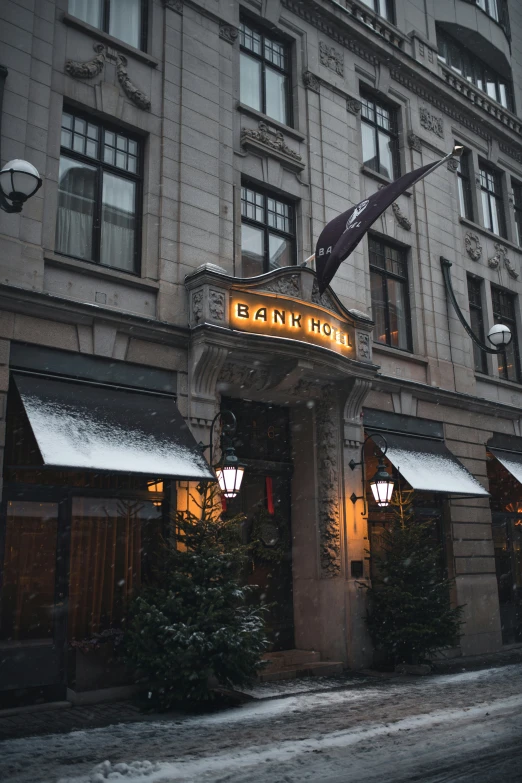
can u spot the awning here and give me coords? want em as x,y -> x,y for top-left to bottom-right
489,448 -> 522,485
372,432 -> 489,497
13,373 -> 214,480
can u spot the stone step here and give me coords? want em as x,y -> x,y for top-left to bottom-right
258,661 -> 344,682
261,649 -> 321,671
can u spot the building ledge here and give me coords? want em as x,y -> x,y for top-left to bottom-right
237,103 -> 306,142
459,218 -> 521,255
475,372 -> 522,392
44,253 -> 160,292
373,343 -> 428,366
62,12 -> 159,68
327,0 -> 408,52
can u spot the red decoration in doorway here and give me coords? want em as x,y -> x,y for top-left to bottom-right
221,496 -> 227,512
266,476 -> 274,515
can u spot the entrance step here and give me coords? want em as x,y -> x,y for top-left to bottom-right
259,650 -> 344,682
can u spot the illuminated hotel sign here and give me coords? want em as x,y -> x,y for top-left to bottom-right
230,290 -> 354,356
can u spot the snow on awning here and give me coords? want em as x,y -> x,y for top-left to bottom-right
13,373 -> 214,481
373,432 -> 489,496
489,449 -> 522,486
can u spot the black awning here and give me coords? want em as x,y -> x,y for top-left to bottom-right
489,448 -> 522,486
13,373 -> 214,481
372,432 -> 489,497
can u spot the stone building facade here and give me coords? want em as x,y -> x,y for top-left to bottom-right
1,0 -> 522,704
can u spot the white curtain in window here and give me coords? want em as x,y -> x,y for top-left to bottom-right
101,173 -> 136,271
55,158 -> 96,260
109,0 -> 141,48
68,0 -> 102,28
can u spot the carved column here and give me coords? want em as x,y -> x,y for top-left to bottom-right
315,387 -> 342,578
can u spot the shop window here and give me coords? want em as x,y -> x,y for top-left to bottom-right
437,28 -> 513,111
241,184 -> 295,276
68,0 -> 146,50
467,276 -> 488,374
240,19 -> 291,126
513,181 -> 522,247
360,93 -> 399,180
457,148 -> 474,220
359,0 -> 394,23
480,165 -> 506,237
56,110 -> 141,274
491,286 -> 520,382
369,237 -> 411,351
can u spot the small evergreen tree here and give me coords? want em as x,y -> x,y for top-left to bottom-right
366,487 -> 463,667
124,483 -> 268,708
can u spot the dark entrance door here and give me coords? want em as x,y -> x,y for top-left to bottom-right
223,398 -> 294,651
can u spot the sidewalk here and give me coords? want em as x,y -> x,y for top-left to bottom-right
1,645 -> 521,743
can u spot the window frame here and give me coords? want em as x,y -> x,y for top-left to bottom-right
359,0 -> 395,23
240,183 -> 296,276
456,148 -> 474,221
369,236 -> 412,351
239,17 -> 292,127
68,0 -> 148,51
467,275 -> 488,374
479,163 -> 506,238
491,285 -> 521,382
56,108 -> 143,276
512,181 -> 522,248
360,91 -> 400,180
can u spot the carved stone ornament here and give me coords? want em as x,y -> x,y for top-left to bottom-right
407,132 -> 422,153
241,122 -> 302,163
357,332 -> 371,361
65,43 -> 106,79
260,274 -> 301,298
419,106 -> 444,138
116,54 -> 151,111
346,98 -> 362,115
488,243 -> 518,279
319,41 -> 344,77
447,158 -> 459,172
315,388 -> 341,577
192,290 -> 204,323
391,201 -> 412,230
218,362 -> 269,392
219,23 -> 239,44
163,0 -> 183,12
465,232 -> 482,261
208,290 -> 225,320
303,70 -> 320,92
311,279 -> 336,311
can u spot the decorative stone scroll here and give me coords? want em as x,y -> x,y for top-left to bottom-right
319,41 -> 344,76
65,43 -> 105,79
241,122 -> 303,165
116,54 -> 151,111
315,388 -> 341,577
447,158 -> 459,172
465,232 -> 482,261
419,106 -> 444,138
407,132 -> 422,153
219,23 -> 238,44
346,98 -> 361,115
303,71 -> 320,92
391,201 -> 412,230
488,243 -> 518,279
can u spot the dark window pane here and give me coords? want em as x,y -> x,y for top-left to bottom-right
371,271 -> 387,345
242,224 -> 265,277
240,22 -> 262,55
387,277 -> 409,350
56,156 -> 96,260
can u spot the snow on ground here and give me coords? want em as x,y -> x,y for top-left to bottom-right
1,664 -> 522,783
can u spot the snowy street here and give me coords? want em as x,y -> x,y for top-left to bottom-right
1,664 -> 522,783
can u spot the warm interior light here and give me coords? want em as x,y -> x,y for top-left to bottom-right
147,479 -> 164,507
369,459 -> 395,507
215,464 -> 245,498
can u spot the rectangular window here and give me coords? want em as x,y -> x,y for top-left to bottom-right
369,237 -> 411,350
68,0 -> 145,50
360,93 -> 399,180
457,149 -> 474,220
492,286 -> 520,382
56,110 -> 141,274
480,165 -> 506,237
239,20 -> 291,126
513,182 -> 522,247
241,185 -> 295,276
359,0 -> 395,22
467,276 -> 488,373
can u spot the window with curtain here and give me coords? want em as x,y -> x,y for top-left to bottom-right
369,236 -> 411,350
492,286 -> 520,382
359,0 -> 395,23
513,182 -> 522,247
241,184 -> 295,276
240,19 -> 291,126
457,148 -> 474,220
360,93 -> 399,180
68,0 -> 145,50
437,28 -> 513,111
480,164 -> 506,237
467,276 -> 488,374
56,111 -> 141,274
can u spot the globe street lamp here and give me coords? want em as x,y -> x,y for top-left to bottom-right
0,159 -> 42,213
487,323 -> 512,349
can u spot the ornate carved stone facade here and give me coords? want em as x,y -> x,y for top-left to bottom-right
488,244 -> 519,279
65,43 -> 105,79
116,55 -> 151,111
419,106 -> 444,138
346,98 -> 361,114
315,388 -> 342,577
465,232 -> 482,261
303,71 -> 320,92
241,122 -> 303,165
259,274 -> 301,298
407,132 -> 422,152
219,23 -> 238,44
319,41 -> 344,76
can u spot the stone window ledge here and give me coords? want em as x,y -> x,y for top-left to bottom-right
237,102 -> 306,142
475,371 -> 522,391
360,165 -> 412,196
459,218 -> 521,254
45,252 -> 160,292
373,342 -> 428,365
62,12 -> 159,68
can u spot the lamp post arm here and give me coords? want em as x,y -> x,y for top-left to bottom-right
207,410 -> 237,467
350,431 -> 389,516
440,257 -> 504,355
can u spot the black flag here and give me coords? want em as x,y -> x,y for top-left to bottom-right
315,147 -> 462,293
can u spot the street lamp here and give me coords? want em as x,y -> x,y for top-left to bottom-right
487,323 -> 512,349
0,159 -> 42,213
349,432 -> 395,514
201,410 -> 245,499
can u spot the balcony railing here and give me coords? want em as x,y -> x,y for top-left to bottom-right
332,0 -> 407,50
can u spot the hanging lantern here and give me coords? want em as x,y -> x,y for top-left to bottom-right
369,458 -> 395,507
215,445 -> 245,499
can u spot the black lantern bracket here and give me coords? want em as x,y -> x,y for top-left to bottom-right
349,432 -> 394,515
199,409 -> 238,468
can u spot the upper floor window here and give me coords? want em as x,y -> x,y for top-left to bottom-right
476,0 -> 510,37
480,165 -> 506,237
492,286 -> 520,382
457,148 -> 474,221
56,111 -> 141,274
68,0 -> 145,50
467,276 -> 487,374
241,185 -> 295,276
369,237 -> 411,351
240,20 -> 291,126
513,182 -> 522,247
359,0 -> 394,23
360,93 -> 399,180
437,29 -> 513,111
